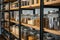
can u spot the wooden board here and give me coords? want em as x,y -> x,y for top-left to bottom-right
2,34 -> 9,40
5,19 -> 60,36
5,19 -> 40,30
21,4 -> 40,9
44,28 -> 60,35
3,0 -> 60,11
5,28 -> 9,32
10,7 -> 19,10
21,23 -> 40,30
11,32 -> 19,38
4,27 -> 24,40
4,0 -> 16,2
44,0 -> 60,5
3,0 -> 60,10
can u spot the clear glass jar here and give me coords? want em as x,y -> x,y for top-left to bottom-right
21,14 -> 28,24
23,28 -> 28,40
35,33 -> 40,40
21,0 -> 29,6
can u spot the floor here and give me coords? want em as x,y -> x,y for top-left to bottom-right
0,35 -> 5,40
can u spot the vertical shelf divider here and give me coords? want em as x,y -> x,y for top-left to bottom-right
18,0 -> 21,40
9,0 -> 11,40
40,0 -> 44,40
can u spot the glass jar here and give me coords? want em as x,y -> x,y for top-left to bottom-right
35,33 -> 40,40
27,15 -> 35,26
23,28 -> 28,40
4,12 -> 9,20
28,28 -> 37,40
21,0 -> 29,6
28,31 -> 36,40
21,14 -> 28,24
34,14 -> 40,27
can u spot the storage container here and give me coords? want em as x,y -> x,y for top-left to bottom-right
4,3 -> 9,10
16,26 -> 19,36
34,17 -> 40,27
4,12 -> 9,20
21,0 -> 29,6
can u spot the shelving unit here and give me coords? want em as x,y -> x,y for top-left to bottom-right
1,0 -> 40,40
6,19 -> 60,36
1,0 -> 60,40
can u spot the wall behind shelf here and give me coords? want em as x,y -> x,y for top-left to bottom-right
35,8 -> 59,14
21,8 -> 59,15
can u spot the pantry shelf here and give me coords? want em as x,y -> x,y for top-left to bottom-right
4,27 -> 19,39
10,7 -> 19,10
3,27 -> 24,40
4,0 -> 16,3
11,32 -> 19,38
2,0 -> 60,40
21,23 -> 40,30
4,28 -> 10,32
4,0 -> 60,10
44,0 -> 60,6
5,19 -> 40,30
16,0 -> 60,8
44,28 -> 60,36
21,4 -> 40,8
3,0 -> 60,11
4,4 -> 40,11
2,34 -> 9,40
1,0 -> 41,40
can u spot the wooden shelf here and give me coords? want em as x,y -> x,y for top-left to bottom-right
10,7 -> 19,10
5,19 -> 40,30
44,0 -> 60,6
5,19 -> 60,35
2,34 -> 9,40
21,4 -> 40,9
4,27 -> 19,38
3,0 -> 60,11
44,28 -> 60,35
11,32 -> 19,38
5,28 -> 9,32
4,27 -> 24,40
4,0 -> 16,3
21,23 -> 40,30
4,4 -> 40,11
3,3 -> 60,11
